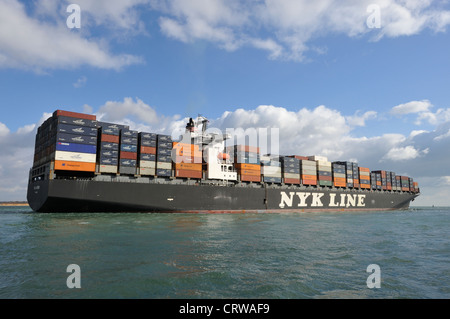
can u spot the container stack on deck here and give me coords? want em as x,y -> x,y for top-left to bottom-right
231,145 -> 261,182
33,110 -> 98,173
359,167 -> 371,189
278,156 -> 299,184
260,156 -> 282,183
301,158 -> 318,186
173,142 -> 203,179
119,129 -> 138,175
138,132 -> 157,176
281,156 -> 300,184
156,134 -> 173,177
96,122 -> 125,174
332,163 -> 346,188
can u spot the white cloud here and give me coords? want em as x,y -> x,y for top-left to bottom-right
346,110 -> 377,127
96,97 -> 183,134
0,122 -> 10,137
390,100 -> 432,115
415,107 -> 450,125
151,0 -> 450,61
433,129 -> 450,141
73,76 -> 87,88
0,0 -> 143,72
383,145 -> 421,161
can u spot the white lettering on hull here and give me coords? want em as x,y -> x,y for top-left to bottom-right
279,192 -> 366,208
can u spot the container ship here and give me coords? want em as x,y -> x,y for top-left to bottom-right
27,110 -> 420,213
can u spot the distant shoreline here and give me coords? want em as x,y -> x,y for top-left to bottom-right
0,202 -> 29,207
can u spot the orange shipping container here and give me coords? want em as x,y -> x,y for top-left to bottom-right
175,169 -> 202,179
301,174 -> 317,180
140,146 -> 156,154
172,142 -> 200,151
238,169 -> 261,176
302,179 -> 317,185
240,174 -> 261,182
54,160 -> 96,172
333,177 -> 346,183
359,167 -> 370,172
101,134 -> 120,143
120,151 -> 137,160
54,110 -> 96,121
359,175 -> 370,180
174,163 -> 202,171
173,155 -> 203,164
235,163 -> 260,171
284,178 -> 301,184
334,181 -> 346,187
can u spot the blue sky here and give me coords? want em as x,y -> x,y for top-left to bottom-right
0,0 -> 450,205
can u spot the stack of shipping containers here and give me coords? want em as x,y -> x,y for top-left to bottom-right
314,157 -> 332,187
172,142 -> 203,179
332,162 -> 346,188
352,163 -> 360,189
231,145 -> 261,182
359,167 -> 371,189
97,122 -> 125,174
335,161 -> 355,188
279,157 -> 299,184
156,134 -> 173,177
32,110 -> 98,173
373,171 -> 386,190
138,132 -> 157,176
390,172 -> 397,191
119,129 -> 138,175
300,158 -> 317,186
260,156 -> 282,183
371,172 -> 377,190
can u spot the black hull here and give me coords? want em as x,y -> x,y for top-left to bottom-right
27,179 -> 418,213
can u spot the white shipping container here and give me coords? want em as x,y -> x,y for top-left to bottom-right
333,173 -> 346,178
140,160 -> 156,168
262,166 -> 282,175
98,165 -> 118,174
317,165 -> 332,172
55,151 -> 96,163
283,173 -> 299,179
139,167 -> 156,176
156,162 -> 172,170
301,169 -> 317,174
316,160 -> 332,166
263,172 -> 282,178
300,160 -> 316,167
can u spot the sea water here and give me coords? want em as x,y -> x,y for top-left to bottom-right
0,206 -> 448,299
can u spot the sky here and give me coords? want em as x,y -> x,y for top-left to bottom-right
0,0 -> 449,206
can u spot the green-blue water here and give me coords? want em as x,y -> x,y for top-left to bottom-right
0,206 -> 448,299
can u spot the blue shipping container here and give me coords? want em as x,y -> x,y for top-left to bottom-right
120,159 -> 137,167
55,142 -> 97,154
100,142 -> 119,151
100,157 -> 119,166
120,144 -> 138,153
